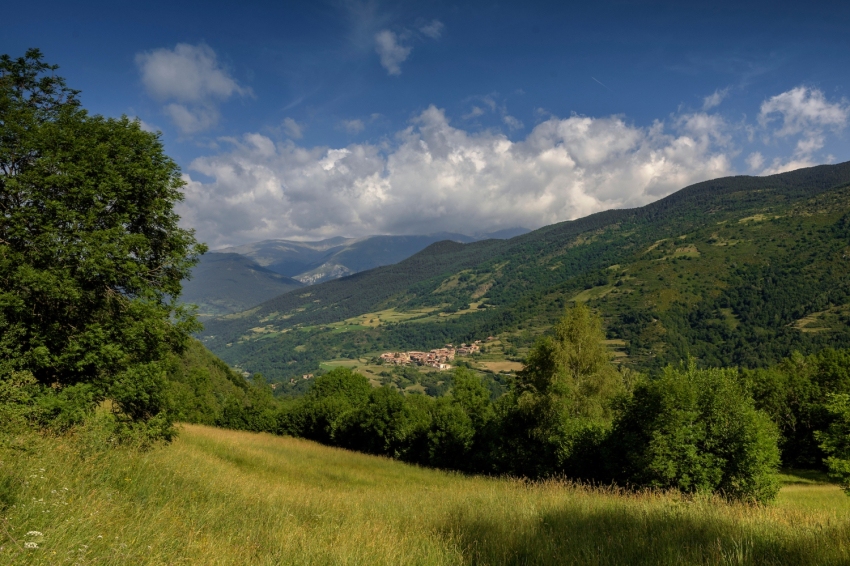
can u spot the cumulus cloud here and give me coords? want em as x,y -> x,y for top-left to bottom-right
136,43 -> 251,134
759,86 -> 848,136
282,118 -> 304,139
341,119 -> 366,134
746,152 -> 764,171
419,19 -> 445,39
179,106 -> 733,248
703,88 -> 729,110
374,30 -> 412,75
756,86 -> 849,173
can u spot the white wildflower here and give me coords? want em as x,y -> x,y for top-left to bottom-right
24,542 -> 39,549
26,531 -> 43,537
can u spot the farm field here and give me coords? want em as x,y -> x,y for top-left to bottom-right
4,424 -> 850,566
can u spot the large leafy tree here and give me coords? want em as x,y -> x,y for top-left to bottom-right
496,303 -> 626,476
0,49 -> 206,427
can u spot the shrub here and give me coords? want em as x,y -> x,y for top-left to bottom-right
607,362 -> 780,503
290,368 -> 372,445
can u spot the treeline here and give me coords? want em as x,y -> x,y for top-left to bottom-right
172,305 -> 850,504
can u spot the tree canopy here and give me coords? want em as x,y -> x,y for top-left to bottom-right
0,49 -> 205,432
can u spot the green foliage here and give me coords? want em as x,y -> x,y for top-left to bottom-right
745,348 -> 850,468
815,393 -> 850,493
427,397 -> 475,467
0,49 -> 205,435
355,387 -> 431,459
495,305 -> 624,477
608,362 -> 780,503
291,367 -> 373,445
164,337 -> 287,433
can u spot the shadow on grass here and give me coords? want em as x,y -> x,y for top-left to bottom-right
777,468 -> 833,485
441,501 -> 850,565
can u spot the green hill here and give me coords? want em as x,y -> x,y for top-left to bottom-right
181,252 -> 304,317
188,233 -> 525,317
200,162 -> 850,382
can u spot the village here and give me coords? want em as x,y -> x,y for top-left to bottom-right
379,339 -> 489,370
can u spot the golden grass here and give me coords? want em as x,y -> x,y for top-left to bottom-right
4,424 -> 850,565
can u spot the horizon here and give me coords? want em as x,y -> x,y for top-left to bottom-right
6,0 -> 850,247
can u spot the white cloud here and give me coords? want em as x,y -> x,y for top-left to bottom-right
756,86 -> 849,173
759,86 -> 848,136
341,119 -> 366,134
746,152 -> 764,171
703,88 -> 729,110
374,30 -> 412,75
164,103 -> 219,135
462,106 -> 485,120
503,115 -> 524,130
282,118 -> 304,139
760,157 -> 817,175
135,43 -> 251,134
179,106 -> 733,248
419,20 -> 445,39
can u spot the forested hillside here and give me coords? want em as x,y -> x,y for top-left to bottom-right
201,162 -> 850,382
182,253 -> 304,317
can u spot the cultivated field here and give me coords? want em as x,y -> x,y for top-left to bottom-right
3,424 -> 850,565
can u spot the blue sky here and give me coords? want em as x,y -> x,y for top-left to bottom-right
5,0 -> 850,246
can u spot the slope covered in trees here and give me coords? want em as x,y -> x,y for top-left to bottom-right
182,252 -> 304,317
201,162 -> 850,381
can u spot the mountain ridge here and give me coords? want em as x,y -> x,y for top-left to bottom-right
199,162 -> 850,381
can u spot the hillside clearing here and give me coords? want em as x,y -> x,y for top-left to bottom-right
4,424 -> 850,565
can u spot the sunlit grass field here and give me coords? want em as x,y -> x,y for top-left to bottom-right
3,424 -> 850,565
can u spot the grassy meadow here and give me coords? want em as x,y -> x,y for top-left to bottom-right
3,424 -> 850,565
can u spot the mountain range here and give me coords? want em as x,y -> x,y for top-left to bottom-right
198,162 -> 850,382
181,253 -> 304,317
184,229 -> 529,316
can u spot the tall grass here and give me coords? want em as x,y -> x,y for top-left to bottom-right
3,423 -> 849,565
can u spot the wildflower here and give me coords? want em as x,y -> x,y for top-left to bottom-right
24,542 -> 39,549
26,531 -> 43,537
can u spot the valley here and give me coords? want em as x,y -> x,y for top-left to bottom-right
186,231 -> 528,316
197,162 -> 850,387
